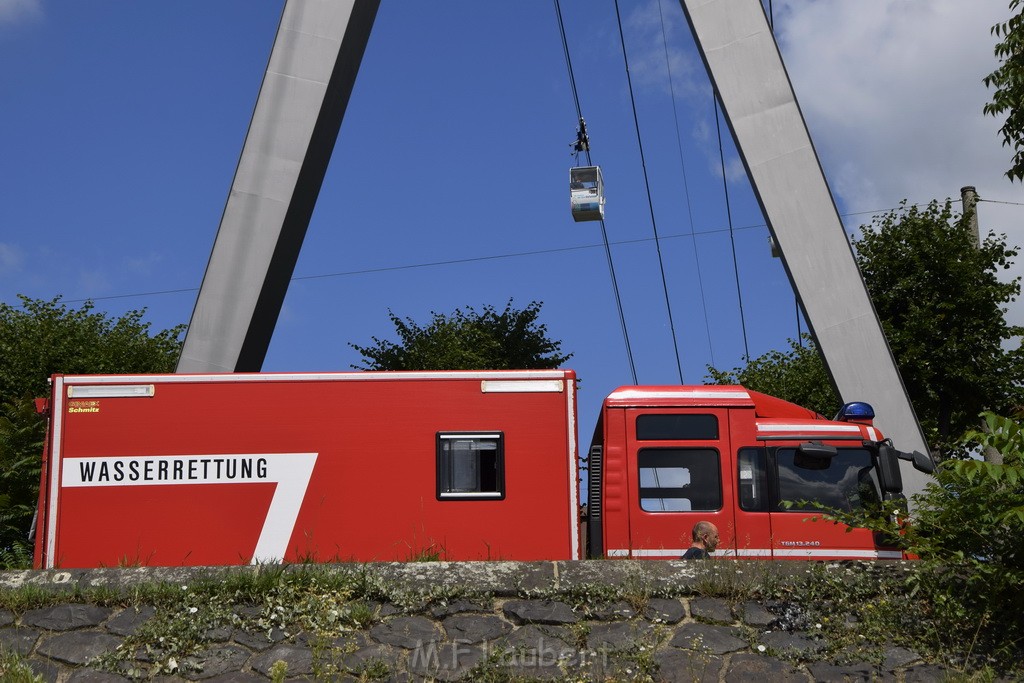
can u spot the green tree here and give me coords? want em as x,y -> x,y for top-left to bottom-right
705,336 -> 838,417
0,296 -> 184,567
350,300 -> 571,371
854,200 -> 1023,452
0,399 -> 45,569
984,0 -> 1024,182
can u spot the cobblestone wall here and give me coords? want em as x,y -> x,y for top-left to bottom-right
0,562 -> 950,681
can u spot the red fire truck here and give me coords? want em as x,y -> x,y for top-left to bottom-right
32,369 -> 932,569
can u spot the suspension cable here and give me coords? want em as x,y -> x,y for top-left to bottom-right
554,0 -> 583,121
554,0 -> 637,384
796,298 -> 804,347
713,94 -> 751,360
613,0 -> 685,384
656,0 -> 716,370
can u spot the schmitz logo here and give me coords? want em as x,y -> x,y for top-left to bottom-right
67,400 -> 100,414
60,453 -> 318,563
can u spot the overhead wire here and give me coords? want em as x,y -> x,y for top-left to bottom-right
713,95 -> 751,360
554,0 -> 638,384
655,0 -> 716,370
613,0 -> 685,384
40,192 -> 1017,308
796,299 -> 804,347
38,222 -> 758,304
554,0 -> 584,123
977,197 -> 1024,207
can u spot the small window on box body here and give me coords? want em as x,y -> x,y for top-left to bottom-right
437,433 -> 504,500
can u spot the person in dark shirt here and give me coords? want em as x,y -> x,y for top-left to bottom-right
682,521 -> 719,559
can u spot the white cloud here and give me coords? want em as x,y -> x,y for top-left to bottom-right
123,252 -> 163,276
772,0 -> 1024,326
0,242 -> 23,275
774,0 -> 1014,207
624,0 -> 706,98
77,268 -> 110,297
0,0 -> 42,26
621,1 -> 757,187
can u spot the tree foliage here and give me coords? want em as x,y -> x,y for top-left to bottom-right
814,412 -> 1024,669
984,0 -> 1024,182
0,296 -> 184,567
854,200 -> 1023,451
350,301 -> 571,371
0,398 -> 44,570
0,296 -> 185,401
704,336 -> 838,417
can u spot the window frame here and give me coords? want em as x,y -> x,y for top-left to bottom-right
637,447 -> 723,513
737,446 -> 770,512
635,413 -> 719,441
436,432 -> 505,501
771,445 -> 882,513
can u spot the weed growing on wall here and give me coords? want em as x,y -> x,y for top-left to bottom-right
0,650 -> 43,683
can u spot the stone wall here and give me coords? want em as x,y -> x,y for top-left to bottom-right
0,562 -> 950,681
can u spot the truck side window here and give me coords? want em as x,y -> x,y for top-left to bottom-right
775,447 -> 881,512
737,447 -> 769,511
436,433 -> 504,500
638,448 -> 722,512
636,414 -> 718,440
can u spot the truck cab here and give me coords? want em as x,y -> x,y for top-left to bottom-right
586,386 -> 928,560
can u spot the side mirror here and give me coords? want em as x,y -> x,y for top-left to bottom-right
895,449 -> 935,474
901,448 -> 937,475
794,441 -> 837,470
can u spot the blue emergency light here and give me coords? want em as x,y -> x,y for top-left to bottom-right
834,401 -> 875,422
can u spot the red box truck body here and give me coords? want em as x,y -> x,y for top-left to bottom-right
35,370 -> 580,568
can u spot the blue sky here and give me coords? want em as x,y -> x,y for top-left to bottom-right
2,0 -> 1022,440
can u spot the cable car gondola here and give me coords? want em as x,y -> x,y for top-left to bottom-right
570,166 -> 604,222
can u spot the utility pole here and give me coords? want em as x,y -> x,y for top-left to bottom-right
961,185 -> 980,245
961,185 -> 1003,465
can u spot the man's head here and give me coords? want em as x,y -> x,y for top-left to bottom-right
691,521 -> 720,552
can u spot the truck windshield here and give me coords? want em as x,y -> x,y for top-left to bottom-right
776,446 -> 881,512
